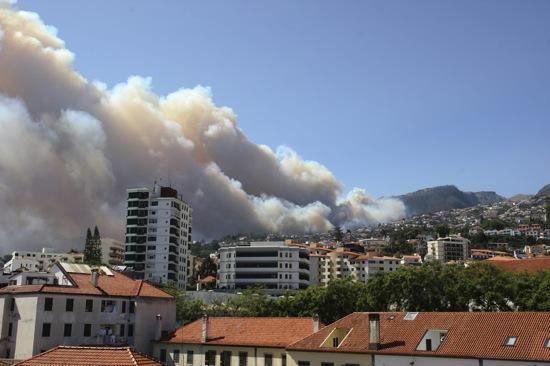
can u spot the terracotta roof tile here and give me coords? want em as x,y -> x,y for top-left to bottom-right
288,312 -> 550,362
162,317 -> 318,348
14,346 -> 162,366
489,257 -> 550,273
0,271 -> 172,299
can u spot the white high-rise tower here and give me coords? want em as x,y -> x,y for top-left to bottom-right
124,183 -> 192,289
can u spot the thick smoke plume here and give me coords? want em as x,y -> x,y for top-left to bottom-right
0,4 -> 405,252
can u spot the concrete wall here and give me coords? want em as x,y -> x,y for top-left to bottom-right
134,297 -> 176,355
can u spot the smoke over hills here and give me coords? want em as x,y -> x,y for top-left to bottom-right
0,4 -> 405,252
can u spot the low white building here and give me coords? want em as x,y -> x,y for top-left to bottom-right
427,235 -> 470,262
216,241 -> 310,292
356,256 -> 401,282
0,263 -> 175,359
2,248 -> 84,274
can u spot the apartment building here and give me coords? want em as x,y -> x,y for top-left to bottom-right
124,184 -> 192,289
0,263 -> 175,359
100,238 -> 125,266
287,312 -> 550,366
153,316 -> 319,366
2,248 -> 84,274
427,235 -> 470,262
216,242 -> 310,292
355,256 -> 401,282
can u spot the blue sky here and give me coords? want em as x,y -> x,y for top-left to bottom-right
17,0 -> 550,198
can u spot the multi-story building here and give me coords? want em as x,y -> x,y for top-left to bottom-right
216,241 -> 310,292
427,235 -> 470,262
355,255 -> 401,282
2,248 -> 84,274
100,238 -> 125,266
124,184 -> 192,289
153,316 -> 319,366
0,263 -> 175,359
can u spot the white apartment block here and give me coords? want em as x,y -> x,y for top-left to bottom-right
427,235 -> 470,262
355,256 -> 401,282
0,263 -> 175,360
100,238 -> 124,266
124,184 -> 192,289
216,241 -> 310,292
2,248 -> 84,274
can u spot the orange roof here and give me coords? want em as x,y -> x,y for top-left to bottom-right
162,317 -> 318,348
289,312 -> 550,362
489,257 -> 550,273
0,269 -> 172,299
14,346 -> 161,366
486,255 -> 517,261
199,275 -> 216,284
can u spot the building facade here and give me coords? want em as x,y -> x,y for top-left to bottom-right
100,238 -> 125,266
427,235 -> 470,262
124,184 -> 192,289
216,242 -> 310,292
0,263 -> 175,360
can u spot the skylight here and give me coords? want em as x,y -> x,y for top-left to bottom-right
545,338 -> 550,348
404,312 -> 419,320
504,336 -> 517,346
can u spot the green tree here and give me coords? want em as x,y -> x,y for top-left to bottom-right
163,285 -> 205,324
197,257 -> 218,278
83,226 -> 102,265
435,224 -> 450,238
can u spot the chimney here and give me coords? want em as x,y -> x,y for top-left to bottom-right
201,314 -> 208,343
312,315 -> 320,333
368,313 -> 380,350
90,269 -> 99,287
155,314 -> 163,341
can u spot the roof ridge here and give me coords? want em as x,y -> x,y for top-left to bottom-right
127,347 -> 138,366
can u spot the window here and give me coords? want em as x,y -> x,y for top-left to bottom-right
85,299 -> 93,312
8,323 -> 13,337
505,336 -> 517,346
44,297 -> 53,311
205,350 -> 216,366
83,324 -> 92,337
173,350 -> 180,364
321,363 -> 334,366
281,354 -> 286,366
128,324 -> 134,337
159,349 -> 167,363
264,353 -> 272,366
10,298 -> 15,312
186,350 -> 194,365
129,301 -> 135,313
332,337 -> 339,347
101,300 -> 116,312
121,301 -> 127,313
239,352 -> 248,366
65,298 -> 74,312
42,323 -> 51,337
64,323 -> 72,337
120,324 -> 125,337
221,351 -> 231,366
298,362 -> 310,366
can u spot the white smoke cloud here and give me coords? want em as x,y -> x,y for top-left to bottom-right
0,5 -> 405,252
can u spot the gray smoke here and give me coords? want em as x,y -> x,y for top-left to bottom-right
0,4 -> 405,252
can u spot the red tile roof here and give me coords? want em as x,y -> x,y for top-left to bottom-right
13,346 -> 161,366
161,317 -> 318,348
288,312 -> 550,362
0,268 -> 172,299
489,257 -> 550,273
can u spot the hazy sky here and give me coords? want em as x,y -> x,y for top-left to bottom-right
17,0 -> 550,197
